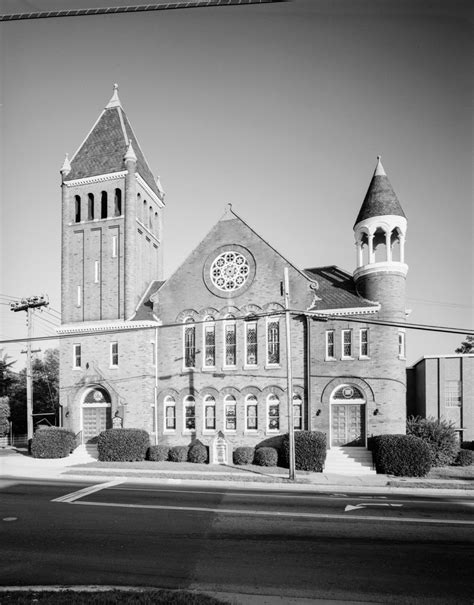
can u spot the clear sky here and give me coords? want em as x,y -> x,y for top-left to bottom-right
0,0 -> 472,368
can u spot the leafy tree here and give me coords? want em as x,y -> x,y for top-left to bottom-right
407,415 -> 458,466
455,334 -> 474,354
0,397 -> 10,437
0,348 -> 16,397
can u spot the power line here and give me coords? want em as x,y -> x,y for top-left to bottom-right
0,0 -> 286,22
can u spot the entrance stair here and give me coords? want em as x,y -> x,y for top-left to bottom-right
68,444 -> 98,463
324,446 -> 376,475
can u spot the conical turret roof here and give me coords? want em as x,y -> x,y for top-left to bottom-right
64,85 -> 160,197
354,157 -> 405,227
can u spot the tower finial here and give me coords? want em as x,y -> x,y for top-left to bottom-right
124,139 -> 137,163
60,152 -> 71,176
106,83 -> 122,109
374,155 -> 386,176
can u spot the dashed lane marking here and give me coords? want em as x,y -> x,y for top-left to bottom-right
52,479 -> 125,503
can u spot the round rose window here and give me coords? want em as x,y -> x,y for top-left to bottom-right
210,251 -> 250,292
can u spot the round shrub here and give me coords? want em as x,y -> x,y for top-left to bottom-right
97,428 -> 150,462
254,446 -> 278,467
407,416 -> 458,467
233,446 -> 255,465
31,427 -> 75,459
461,440 -> 474,451
169,445 -> 189,463
454,449 -> 474,467
147,445 -> 169,462
188,439 -> 208,464
281,431 -> 327,472
373,434 -> 432,477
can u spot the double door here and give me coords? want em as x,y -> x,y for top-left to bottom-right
331,404 -> 365,447
83,406 -> 111,443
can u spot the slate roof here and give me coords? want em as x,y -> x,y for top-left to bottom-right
65,101 -> 160,197
354,158 -> 405,226
303,266 -> 379,311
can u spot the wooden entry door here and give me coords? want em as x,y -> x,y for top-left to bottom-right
83,406 -> 111,443
331,404 -> 365,446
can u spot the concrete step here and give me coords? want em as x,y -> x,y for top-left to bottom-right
69,444 -> 98,462
324,447 -> 376,475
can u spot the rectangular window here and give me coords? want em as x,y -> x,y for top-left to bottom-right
73,344 -> 81,368
326,330 -> 335,360
445,381 -> 462,407
110,342 -> 119,367
184,322 -> 196,368
112,235 -> 118,258
94,260 -> 100,284
267,395 -> 280,431
267,320 -> 280,365
225,399 -> 237,431
245,321 -> 258,366
184,398 -> 196,431
204,324 -> 215,367
224,322 -> 236,367
293,396 -> 303,430
164,398 -> 176,431
77,285 -> 82,307
246,397 -> 258,431
359,328 -> 369,358
342,330 -> 352,358
398,331 -> 406,358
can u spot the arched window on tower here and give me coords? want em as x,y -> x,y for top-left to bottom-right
143,199 -> 147,224
149,206 -> 153,231
373,227 -> 387,263
360,232 -> 369,265
154,212 -> 159,235
74,195 -> 81,222
87,193 -> 94,220
101,191 -> 108,219
114,189 -> 122,216
391,228 -> 401,262
137,193 -> 141,221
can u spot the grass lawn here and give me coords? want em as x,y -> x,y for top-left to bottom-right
427,465 -> 474,481
0,589 -> 226,604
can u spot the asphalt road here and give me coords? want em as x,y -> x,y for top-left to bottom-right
1,478 -> 473,603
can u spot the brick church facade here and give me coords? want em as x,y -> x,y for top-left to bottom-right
58,87 -> 409,453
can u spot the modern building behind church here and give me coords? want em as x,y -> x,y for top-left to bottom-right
58,87 -> 411,456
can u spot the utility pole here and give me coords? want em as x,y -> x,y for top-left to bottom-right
283,268 -> 295,481
10,296 -> 49,441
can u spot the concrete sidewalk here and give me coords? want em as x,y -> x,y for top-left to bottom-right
1,447 -> 473,496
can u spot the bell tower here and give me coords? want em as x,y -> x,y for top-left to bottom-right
60,85 -> 164,324
353,156 -> 408,321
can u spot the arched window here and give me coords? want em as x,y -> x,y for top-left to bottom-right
224,315 -> 236,367
101,191 -> 108,219
267,393 -> 280,432
267,319 -> 280,365
391,228 -> 401,262
203,316 -> 215,367
87,193 -> 94,220
149,206 -> 153,230
184,318 -> 196,368
164,396 -> 176,431
373,228 -> 386,263
154,212 -> 159,234
74,195 -> 81,222
143,199 -> 147,224
184,395 -> 196,431
293,394 -> 303,430
114,188 -> 122,216
203,395 -> 216,431
245,319 -> 258,366
245,394 -> 258,431
224,395 -> 237,431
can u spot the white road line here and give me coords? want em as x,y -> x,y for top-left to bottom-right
52,479 -> 125,503
72,500 -> 474,525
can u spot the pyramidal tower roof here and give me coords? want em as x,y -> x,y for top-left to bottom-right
64,84 -> 160,197
354,157 -> 405,227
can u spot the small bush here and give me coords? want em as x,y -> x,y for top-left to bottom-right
254,446 -> 278,467
169,445 -> 189,463
147,445 -> 170,462
461,440 -> 474,451
97,429 -> 150,462
407,415 -> 458,467
31,427 -> 75,459
281,431 -> 327,472
454,449 -> 474,467
233,446 -> 255,465
372,434 -> 432,477
0,397 -> 10,437
188,439 -> 208,464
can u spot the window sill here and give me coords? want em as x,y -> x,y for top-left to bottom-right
73,367 -> 82,371
341,357 -> 354,361
163,429 -> 176,434
265,364 -> 281,370
358,356 -> 370,360
325,357 -> 336,362
203,429 -> 217,435
109,366 -> 119,370
202,366 -> 216,372
245,429 -> 258,433
244,364 -> 258,370
223,366 -> 237,371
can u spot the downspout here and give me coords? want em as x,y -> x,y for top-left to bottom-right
154,327 -> 159,446
305,314 -> 312,431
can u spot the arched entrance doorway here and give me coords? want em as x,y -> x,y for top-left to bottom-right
330,384 -> 366,447
81,387 -> 112,444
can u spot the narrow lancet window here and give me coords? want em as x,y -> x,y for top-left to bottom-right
114,189 -> 122,216
101,191 -> 108,219
74,196 -> 81,222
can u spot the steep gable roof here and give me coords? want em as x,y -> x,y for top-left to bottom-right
65,87 -> 160,197
354,157 -> 405,226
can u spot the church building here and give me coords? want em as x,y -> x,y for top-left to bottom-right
58,87 -> 409,458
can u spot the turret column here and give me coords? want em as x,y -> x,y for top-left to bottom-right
124,141 -> 138,319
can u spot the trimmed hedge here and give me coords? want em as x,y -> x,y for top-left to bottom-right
407,416 -> 458,467
281,431 -> 327,472
254,447 -> 278,467
188,439 -> 208,464
31,427 -> 75,459
147,445 -> 170,462
454,449 -> 474,467
233,446 -> 255,465
0,397 -> 10,437
372,434 -> 432,477
169,445 -> 189,463
97,429 -> 150,462
461,440 -> 474,451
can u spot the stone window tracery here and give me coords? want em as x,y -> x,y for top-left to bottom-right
210,251 -> 250,292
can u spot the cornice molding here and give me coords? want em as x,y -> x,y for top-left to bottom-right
63,172 -> 127,187
57,320 -> 158,335
307,305 -> 380,316
136,174 -> 164,208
